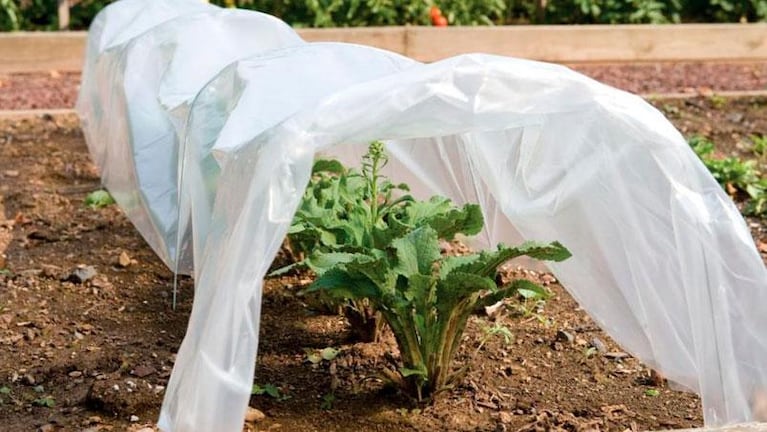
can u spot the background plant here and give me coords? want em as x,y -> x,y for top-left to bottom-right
3,0 -> 766,31
689,135 -> 767,217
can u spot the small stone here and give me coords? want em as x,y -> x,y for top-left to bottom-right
605,351 -> 630,360
118,252 -> 132,268
131,365 -> 156,378
85,416 -> 102,425
498,411 -> 513,424
67,265 -> 97,284
129,415 -> 139,422
541,274 -> 557,285
484,300 -> 504,318
244,407 -> 266,423
135,428 -> 154,432
555,330 -> 574,343
68,371 -> 82,378
38,424 -> 56,432
590,337 -> 608,353
3,170 -> 19,178
727,112 -> 744,123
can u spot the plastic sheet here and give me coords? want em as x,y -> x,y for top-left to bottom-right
76,1 -> 303,272
77,2 -> 767,431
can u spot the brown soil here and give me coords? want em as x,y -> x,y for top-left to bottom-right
1,62 -> 766,110
0,97 -> 765,431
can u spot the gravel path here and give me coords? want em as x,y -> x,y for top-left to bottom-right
1,62 -> 766,110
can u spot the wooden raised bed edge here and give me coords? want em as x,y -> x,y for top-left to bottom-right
0,23 -> 766,73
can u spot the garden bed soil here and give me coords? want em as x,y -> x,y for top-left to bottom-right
0,61 -> 766,110
0,96 -> 766,431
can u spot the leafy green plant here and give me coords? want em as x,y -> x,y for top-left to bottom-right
689,135 -> 767,217
0,385 -> 10,404
320,392 -> 336,410
305,347 -> 340,364
251,383 -> 290,401
750,134 -> 767,160
309,218 -> 570,400
474,323 -> 513,355
508,280 -> 552,325
282,142 -> 482,342
689,136 -> 759,194
645,388 -> 660,397
32,396 -> 55,408
84,189 -> 115,209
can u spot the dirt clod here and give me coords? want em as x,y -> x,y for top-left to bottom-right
245,407 -> 266,423
68,265 -> 97,283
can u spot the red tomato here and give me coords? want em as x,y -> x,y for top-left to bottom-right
430,6 -> 442,20
434,15 -> 448,27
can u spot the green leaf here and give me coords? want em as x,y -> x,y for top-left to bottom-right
514,241 -> 572,262
517,281 -> 551,300
252,383 -> 285,400
84,190 -> 115,209
263,384 -> 281,399
320,347 -> 339,361
392,227 -> 441,276
320,392 -> 335,410
32,396 -> 54,407
0,386 -> 10,395
399,365 -> 427,378
312,159 -> 346,175
437,271 -> 497,317
438,254 -> 480,280
450,241 -> 571,279
305,252 -> 364,275
306,351 -> 322,364
645,389 -> 660,397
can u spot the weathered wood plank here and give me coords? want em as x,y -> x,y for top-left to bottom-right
406,24 -> 767,63
1,24 -> 766,74
298,27 -> 406,53
0,32 -> 85,73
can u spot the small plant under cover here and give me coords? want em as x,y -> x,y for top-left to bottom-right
280,141 -> 484,342
300,142 -> 572,401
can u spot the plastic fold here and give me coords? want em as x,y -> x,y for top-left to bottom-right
76,1 -> 767,431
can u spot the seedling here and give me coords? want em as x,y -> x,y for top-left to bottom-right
709,94 -> 727,110
305,347 -> 339,364
251,383 -> 289,401
84,189 -> 115,209
32,396 -> 55,407
0,386 -> 9,404
320,392 -> 335,410
583,347 -> 598,359
475,323 -> 513,354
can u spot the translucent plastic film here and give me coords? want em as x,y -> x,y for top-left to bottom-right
77,2 -> 767,431
76,1 -> 303,272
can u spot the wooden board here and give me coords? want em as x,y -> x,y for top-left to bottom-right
406,24 -> 767,63
0,32 -> 85,73
1,24 -> 766,73
298,27 -> 406,54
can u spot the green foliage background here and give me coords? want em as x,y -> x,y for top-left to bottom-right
1,0 -> 765,31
